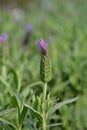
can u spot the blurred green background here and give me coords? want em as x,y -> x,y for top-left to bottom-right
0,0 -> 87,129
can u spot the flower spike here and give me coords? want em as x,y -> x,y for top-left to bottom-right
38,38 -> 52,83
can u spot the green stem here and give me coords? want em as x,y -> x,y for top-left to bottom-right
43,83 -> 47,100
42,116 -> 46,130
2,46 -> 8,79
42,82 -> 47,130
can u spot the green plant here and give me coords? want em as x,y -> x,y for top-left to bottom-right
0,1 -> 87,129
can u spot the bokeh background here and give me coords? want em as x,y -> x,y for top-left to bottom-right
0,0 -> 87,129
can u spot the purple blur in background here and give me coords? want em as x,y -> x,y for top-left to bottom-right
0,32 -> 8,45
25,23 -> 34,33
22,23 -> 34,48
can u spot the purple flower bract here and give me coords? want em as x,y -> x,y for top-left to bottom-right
38,39 -> 48,55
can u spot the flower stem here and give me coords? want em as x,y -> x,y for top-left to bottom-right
42,116 -> 46,130
42,82 -> 47,130
43,83 -> 47,100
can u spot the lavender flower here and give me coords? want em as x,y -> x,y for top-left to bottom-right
38,39 -> 52,82
38,39 -> 48,55
0,32 -> 8,45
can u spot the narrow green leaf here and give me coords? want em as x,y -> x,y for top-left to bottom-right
24,103 -> 43,123
0,108 -> 16,116
0,118 -> 16,129
0,76 -> 12,95
48,97 -> 78,116
0,104 -> 9,111
8,68 -> 18,89
47,122 -> 62,128
39,123 -> 62,130
33,97 -> 39,111
22,81 -> 43,97
19,105 -> 28,126
11,90 -> 22,124
11,90 -> 22,109
25,81 -> 43,89
17,64 -> 24,91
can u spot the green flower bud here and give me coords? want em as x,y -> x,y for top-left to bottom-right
40,55 -> 52,83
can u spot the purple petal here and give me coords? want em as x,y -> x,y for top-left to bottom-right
38,39 -> 48,55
